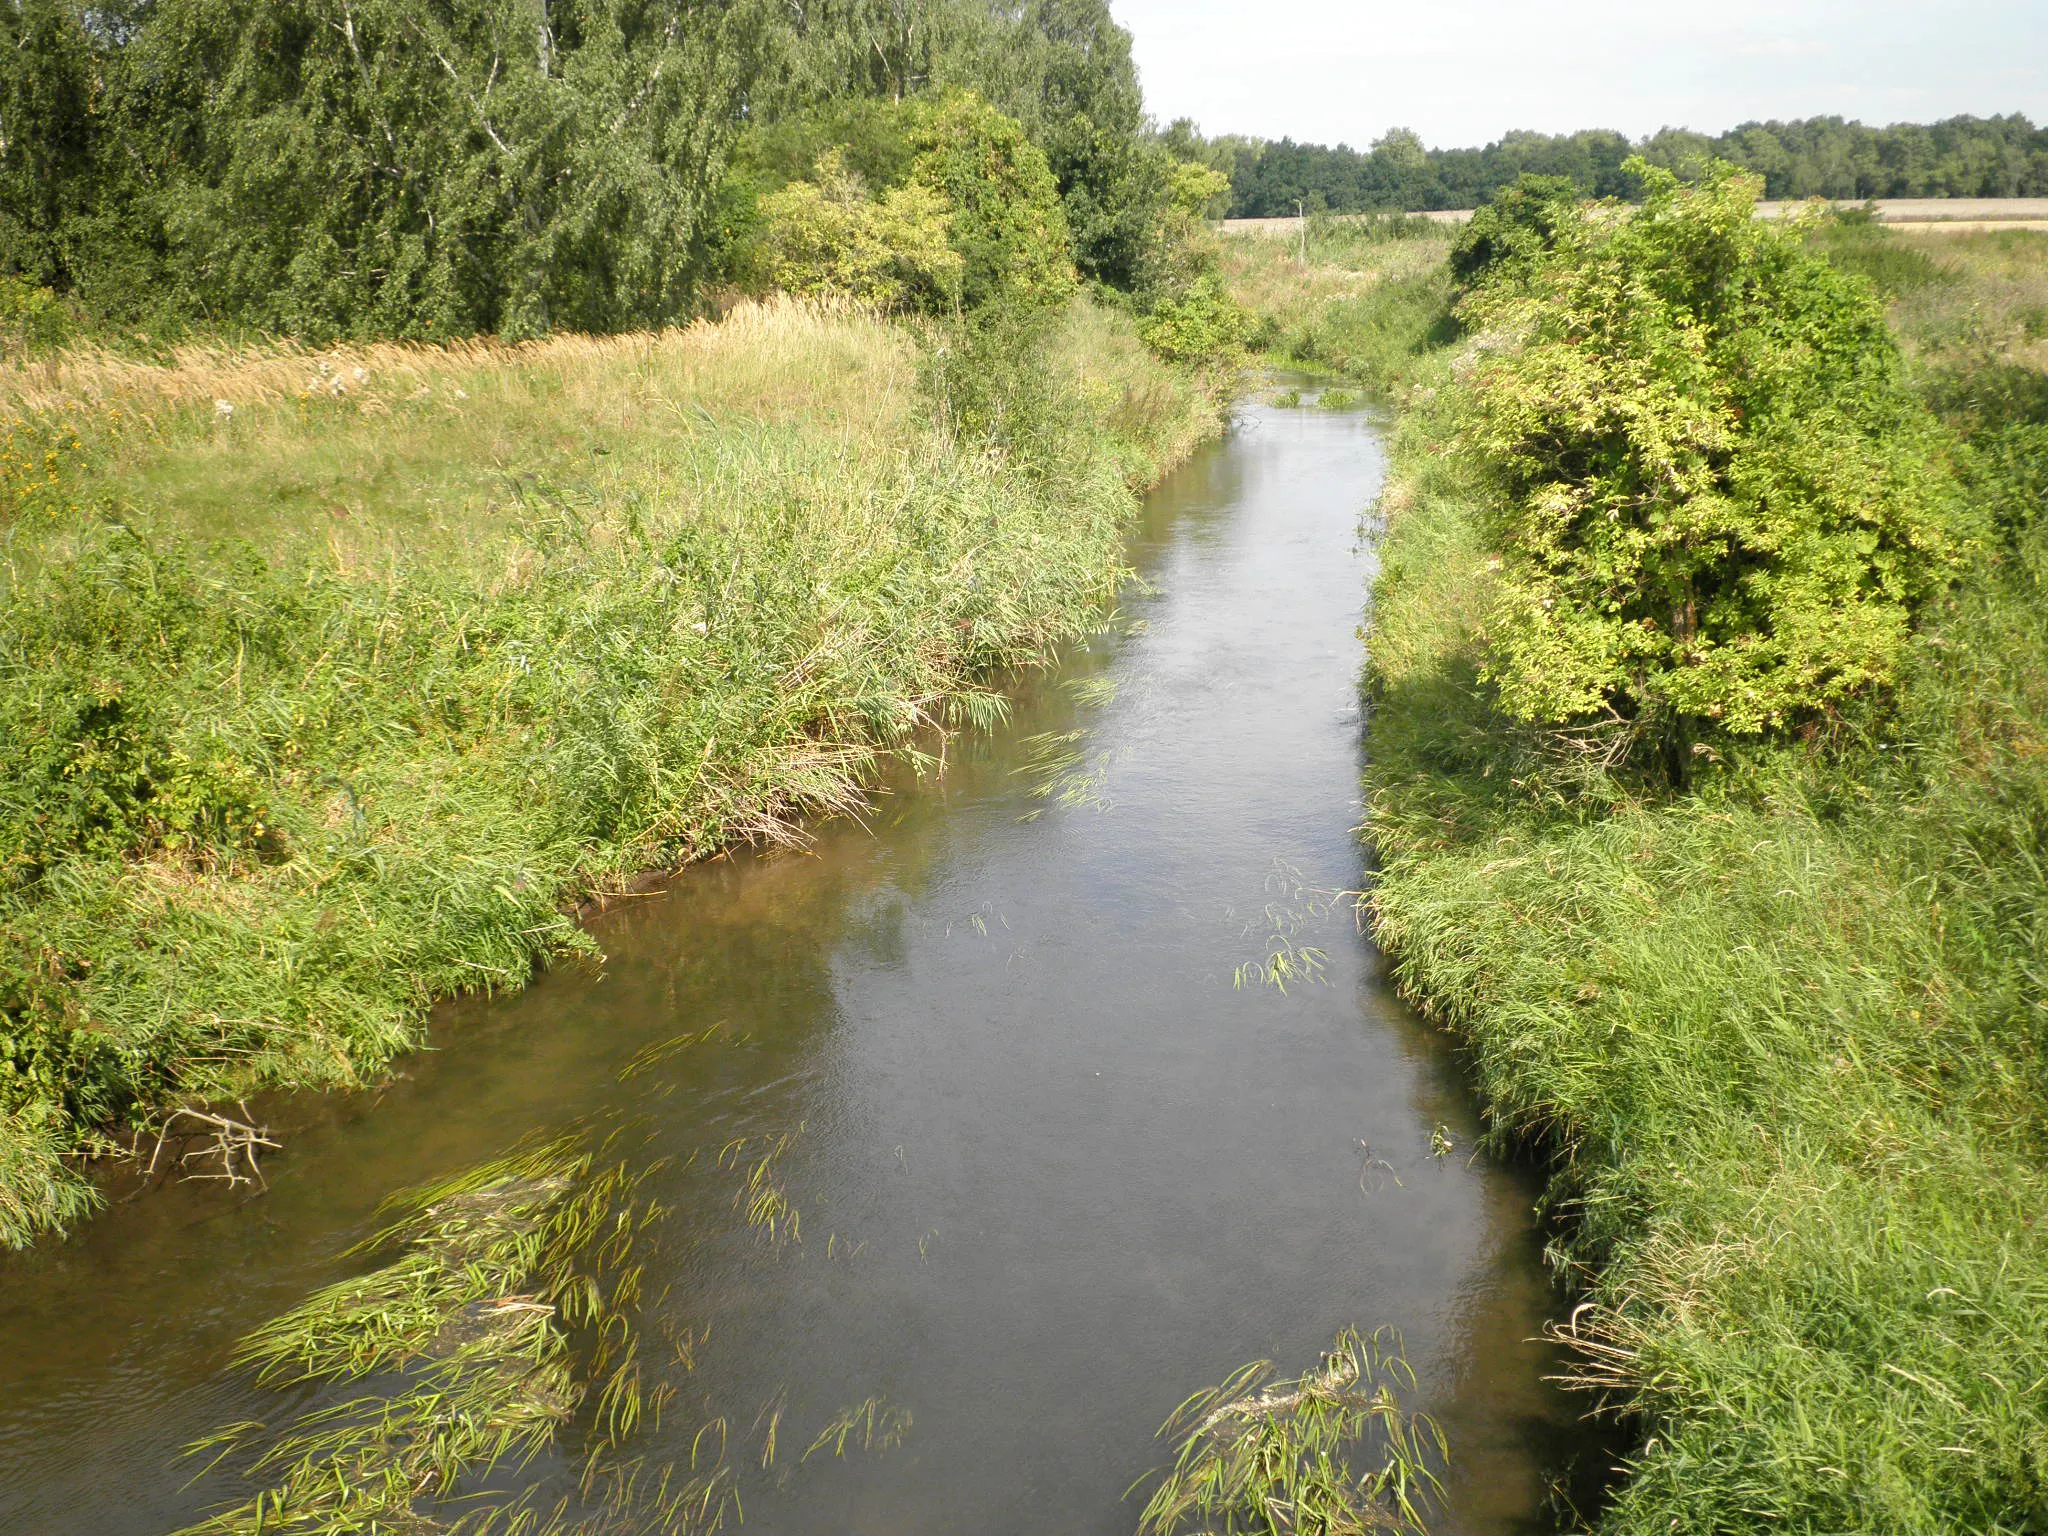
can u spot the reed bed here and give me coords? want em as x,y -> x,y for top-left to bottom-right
0,297 -> 1218,1246
0,300 -> 910,425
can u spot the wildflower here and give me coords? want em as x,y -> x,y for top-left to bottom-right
214,399 -> 234,421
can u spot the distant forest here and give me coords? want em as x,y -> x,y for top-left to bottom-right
1180,114 -> 2048,217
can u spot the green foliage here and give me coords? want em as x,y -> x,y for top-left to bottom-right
1357,141 -> 2048,1536
0,0 -> 107,292
1365,466 -> 2048,1534
1460,160 -> 1969,752
2,0 -> 1188,337
1216,112 -> 2048,217
1219,227 -> 1457,396
1961,422 -> 2048,540
1136,275 -> 1251,368
0,275 -> 76,356
999,0 -> 1165,290
1447,174 -> 1587,288
177,1139 -> 667,1535
119,0 -> 776,338
1801,206 -> 1956,298
757,150 -> 963,311
1132,1328 -> 1446,1536
906,91 -> 1076,311
748,91 -> 1076,315
1167,159 -> 1231,221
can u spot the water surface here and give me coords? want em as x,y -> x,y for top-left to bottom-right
0,389 -> 1589,1534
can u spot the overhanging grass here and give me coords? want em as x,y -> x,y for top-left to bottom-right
0,297 -> 1218,1246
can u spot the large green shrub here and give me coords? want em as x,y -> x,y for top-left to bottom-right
756,149 -> 963,311
907,91 -> 1075,312
748,92 -> 1074,316
1460,161 -> 1971,755
1447,173 -> 1587,289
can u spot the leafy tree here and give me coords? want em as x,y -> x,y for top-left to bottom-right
971,0 -> 1166,289
755,148 -> 961,309
1212,114 -> 2048,217
1459,161 -> 1970,758
1135,274 -> 1248,367
0,0 -> 100,292
905,90 -> 1073,310
747,91 -> 1070,314
116,0 -> 780,338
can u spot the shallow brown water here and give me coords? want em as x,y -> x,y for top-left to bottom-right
0,387 -> 1595,1534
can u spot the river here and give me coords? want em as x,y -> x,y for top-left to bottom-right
0,385 -> 1591,1534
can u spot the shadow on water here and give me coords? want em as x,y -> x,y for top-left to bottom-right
0,382 -> 1608,1535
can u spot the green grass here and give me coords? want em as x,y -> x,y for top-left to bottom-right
1131,1328 -> 1446,1536
178,1136 -> 662,1536
0,297 -> 1218,1247
1217,225 -> 1455,391
1239,209 -> 2048,1528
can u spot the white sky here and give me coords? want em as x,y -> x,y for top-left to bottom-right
1112,0 -> 2048,149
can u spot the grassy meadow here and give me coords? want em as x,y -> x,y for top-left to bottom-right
0,298 -> 1218,1246
1224,211 -> 2048,1530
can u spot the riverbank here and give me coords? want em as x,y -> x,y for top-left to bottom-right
1226,209 -> 2048,1529
0,298 -> 1221,1247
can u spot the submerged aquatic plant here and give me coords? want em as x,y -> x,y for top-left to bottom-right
1233,862 -> 1345,994
1012,727 -> 1124,818
178,1125 -> 924,1535
178,1135 -> 666,1536
1132,1328 -> 1446,1536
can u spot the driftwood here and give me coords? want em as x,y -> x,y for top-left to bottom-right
145,1105 -> 281,1191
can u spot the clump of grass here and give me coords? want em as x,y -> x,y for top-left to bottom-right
1011,727 -> 1120,816
801,1397 -> 912,1462
1131,1328 -> 1446,1536
178,1136 -> 663,1535
1800,211 -> 1957,299
1231,862 -> 1340,994
717,1131 -> 803,1248
0,296 -> 1217,1246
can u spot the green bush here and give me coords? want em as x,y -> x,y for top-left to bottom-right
1447,174 -> 1586,288
1136,275 -> 1252,367
1460,160 -> 1971,757
906,92 -> 1076,312
756,150 -> 963,311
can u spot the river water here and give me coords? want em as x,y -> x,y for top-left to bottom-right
0,388 -> 1590,1534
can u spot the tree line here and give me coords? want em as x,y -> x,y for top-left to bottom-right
0,0 -> 1197,339
1184,113 -> 2048,218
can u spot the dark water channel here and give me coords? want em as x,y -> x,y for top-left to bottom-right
0,388 -> 1591,1534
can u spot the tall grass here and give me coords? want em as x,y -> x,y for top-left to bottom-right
1245,208 -> 2048,1527
1217,226 -> 1455,392
0,297 -> 1218,1246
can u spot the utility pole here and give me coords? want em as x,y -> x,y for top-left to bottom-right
1296,200 -> 1307,268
